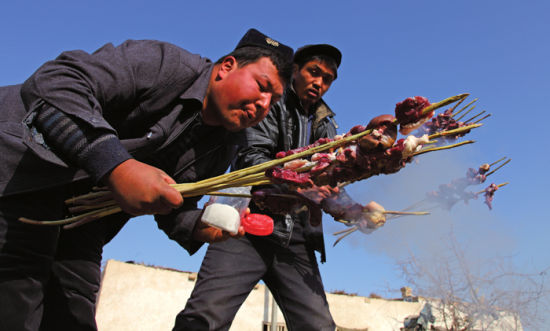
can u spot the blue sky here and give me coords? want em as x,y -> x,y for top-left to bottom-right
2,0 -> 549,325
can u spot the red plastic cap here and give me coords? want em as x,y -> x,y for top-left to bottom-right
242,213 -> 274,236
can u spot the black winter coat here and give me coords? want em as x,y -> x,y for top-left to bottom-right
233,89 -> 338,262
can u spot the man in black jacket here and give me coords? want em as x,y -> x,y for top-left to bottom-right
176,44 -> 341,331
0,29 -> 293,331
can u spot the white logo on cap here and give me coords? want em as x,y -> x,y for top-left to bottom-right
265,38 -> 279,47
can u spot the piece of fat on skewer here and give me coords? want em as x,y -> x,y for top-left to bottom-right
283,159 -> 310,170
311,152 -> 336,162
402,134 -> 430,158
361,201 -> 386,231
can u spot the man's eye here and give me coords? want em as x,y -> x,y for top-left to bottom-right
323,75 -> 334,84
258,82 -> 268,92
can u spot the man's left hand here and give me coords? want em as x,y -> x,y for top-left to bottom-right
192,222 -> 245,243
192,208 -> 250,243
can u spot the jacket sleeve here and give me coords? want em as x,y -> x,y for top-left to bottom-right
154,133 -> 244,255
154,196 -> 205,255
233,102 -> 282,170
20,40 -> 204,181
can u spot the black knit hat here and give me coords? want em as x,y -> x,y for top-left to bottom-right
235,28 -> 294,64
294,44 -> 342,68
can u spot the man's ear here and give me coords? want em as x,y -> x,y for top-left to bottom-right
292,63 -> 299,77
217,56 -> 238,79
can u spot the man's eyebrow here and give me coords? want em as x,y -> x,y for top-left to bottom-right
260,74 -> 282,100
313,64 -> 335,79
262,75 -> 276,91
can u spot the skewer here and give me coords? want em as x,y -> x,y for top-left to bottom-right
384,209 -> 433,221
454,105 -> 476,122
334,218 -> 354,225
400,198 -> 430,212
65,190 -> 113,205
451,98 -> 477,118
91,186 -> 109,191
413,140 -> 475,156
206,192 -> 254,198
333,226 -> 358,236
208,192 -> 301,201
447,96 -> 467,115
68,200 -> 118,213
333,227 -> 358,246
475,182 -> 509,195
463,110 -> 486,124
486,159 -> 511,177
472,113 -> 491,124
383,211 -> 430,216
417,94 -> 470,119
427,124 -> 481,139
63,215 -> 102,230
489,156 -> 507,167
19,205 -> 122,226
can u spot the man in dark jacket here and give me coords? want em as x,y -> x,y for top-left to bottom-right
0,29 -> 293,331
176,44 -> 342,331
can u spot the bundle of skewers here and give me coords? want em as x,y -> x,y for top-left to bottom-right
329,99 -> 506,245
398,95 -> 509,212
19,93 -> 483,229
414,96 -> 489,142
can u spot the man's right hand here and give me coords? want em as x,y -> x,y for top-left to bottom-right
105,159 -> 184,216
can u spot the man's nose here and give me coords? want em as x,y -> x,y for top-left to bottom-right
256,94 -> 271,112
312,77 -> 322,89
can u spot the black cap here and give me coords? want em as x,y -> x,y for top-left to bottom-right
235,28 -> 294,63
293,44 -> 342,68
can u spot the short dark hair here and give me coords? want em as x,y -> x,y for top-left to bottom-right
295,54 -> 339,80
216,46 -> 293,86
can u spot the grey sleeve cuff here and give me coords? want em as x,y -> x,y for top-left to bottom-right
79,136 -> 133,183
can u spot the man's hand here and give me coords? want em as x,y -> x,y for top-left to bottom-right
105,159 -> 184,216
193,207 -> 250,242
192,222 -> 245,243
295,185 -> 339,226
296,185 -> 339,204
251,185 -> 338,226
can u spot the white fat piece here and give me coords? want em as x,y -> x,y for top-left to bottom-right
311,152 -> 336,161
201,203 -> 240,235
402,134 -> 430,158
364,201 -> 386,229
283,159 -> 308,170
365,211 -> 386,228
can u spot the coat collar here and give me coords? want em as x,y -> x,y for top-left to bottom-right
178,62 -> 214,106
287,87 -> 336,128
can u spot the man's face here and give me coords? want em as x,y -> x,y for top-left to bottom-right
293,59 -> 336,109
207,56 -> 284,131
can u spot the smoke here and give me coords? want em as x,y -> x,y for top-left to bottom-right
325,151 -> 515,262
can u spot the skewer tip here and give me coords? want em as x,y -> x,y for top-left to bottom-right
18,217 -> 45,225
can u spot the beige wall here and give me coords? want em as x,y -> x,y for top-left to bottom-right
96,260 -> 521,331
96,260 -> 425,331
